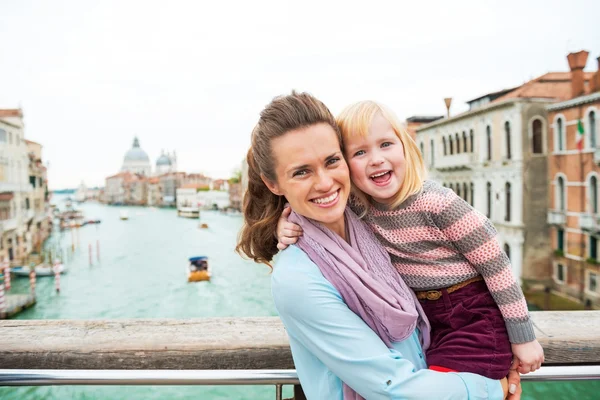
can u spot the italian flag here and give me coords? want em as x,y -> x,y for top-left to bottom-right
576,119 -> 585,151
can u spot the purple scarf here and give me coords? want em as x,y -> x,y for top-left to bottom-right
288,207 -> 430,400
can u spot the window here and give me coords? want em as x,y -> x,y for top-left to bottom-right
557,176 -> 566,211
470,182 -> 474,206
486,125 -> 492,161
29,176 -> 36,188
8,132 -> 12,145
505,182 -> 511,222
556,264 -> 566,283
455,133 -> 460,154
462,131 -> 467,153
443,137 -> 447,155
557,117 -> 564,151
449,135 -> 454,155
590,273 -> 598,292
469,129 -> 474,153
532,119 -> 543,154
456,184 -> 461,198
590,236 -> 598,260
420,142 -> 424,156
486,182 -> 492,218
25,198 -> 30,210
430,139 -> 435,167
558,228 -> 565,251
591,176 -> 598,214
463,183 -> 468,201
590,111 -> 597,148
449,183 -> 454,191
505,121 -> 512,159
504,243 -> 511,260
0,129 -> 6,143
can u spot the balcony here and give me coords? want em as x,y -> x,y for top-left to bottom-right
547,210 -> 567,225
435,153 -> 478,171
0,217 -> 18,232
580,213 -> 600,232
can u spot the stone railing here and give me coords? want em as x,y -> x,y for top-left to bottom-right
1,312 -> 600,398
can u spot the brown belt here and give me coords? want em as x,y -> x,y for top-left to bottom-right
415,276 -> 484,301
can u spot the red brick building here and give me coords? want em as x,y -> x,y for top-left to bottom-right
546,51 -> 600,306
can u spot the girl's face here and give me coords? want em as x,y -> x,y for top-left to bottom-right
264,123 -> 351,237
344,112 -> 406,205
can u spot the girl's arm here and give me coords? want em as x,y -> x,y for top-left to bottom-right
272,248 -> 505,400
431,187 -> 544,373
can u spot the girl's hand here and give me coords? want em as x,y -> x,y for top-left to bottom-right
506,357 -> 522,399
511,340 -> 544,374
276,206 -> 303,250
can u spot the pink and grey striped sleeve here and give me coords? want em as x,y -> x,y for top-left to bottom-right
432,186 -> 536,344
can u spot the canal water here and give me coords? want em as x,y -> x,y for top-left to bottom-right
1,196 -> 598,399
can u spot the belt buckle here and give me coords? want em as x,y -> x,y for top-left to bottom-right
426,290 -> 442,301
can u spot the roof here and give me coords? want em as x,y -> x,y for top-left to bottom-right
106,171 -> 133,180
493,72 -> 594,103
547,91 -> 600,111
148,177 -> 160,184
123,137 -> 150,163
0,109 -> 22,118
181,183 -> 208,189
466,87 -> 519,105
25,139 -> 42,147
406,116 -> 444,123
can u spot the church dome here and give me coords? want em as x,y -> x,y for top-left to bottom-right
156,153 -> 172,166
124,137 -> 150,162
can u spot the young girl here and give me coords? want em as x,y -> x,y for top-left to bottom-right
277,100 -> 544,380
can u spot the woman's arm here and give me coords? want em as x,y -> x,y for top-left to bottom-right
272,247 -> 504,400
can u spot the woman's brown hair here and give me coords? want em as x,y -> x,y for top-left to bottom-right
236,91 -> 341,266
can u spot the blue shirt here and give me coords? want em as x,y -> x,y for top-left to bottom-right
272,245 -> 504,400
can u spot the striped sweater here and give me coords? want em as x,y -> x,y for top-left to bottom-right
353,180 -> 535,344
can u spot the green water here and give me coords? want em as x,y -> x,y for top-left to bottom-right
1,197 -> 598,399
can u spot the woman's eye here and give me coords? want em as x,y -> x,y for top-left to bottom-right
381,142 -> 393,148
326,157 -> 340,166
353,150 -> 365,157
293,170 -> 308,177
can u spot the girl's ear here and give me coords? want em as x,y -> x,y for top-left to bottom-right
261,174 -> 282,196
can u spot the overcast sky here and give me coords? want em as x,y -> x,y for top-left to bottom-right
1,0 -> 598,189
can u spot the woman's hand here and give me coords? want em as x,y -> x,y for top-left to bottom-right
276,206 -> 303,250
505,357 -> 522,399
511,340 -> 544,374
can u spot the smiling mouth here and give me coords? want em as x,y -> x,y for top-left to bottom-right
370,171 -> 392,184
311,189 -> 339,205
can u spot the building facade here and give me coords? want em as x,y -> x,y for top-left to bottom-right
416,66 -> 593,283
546,51 -> 600,306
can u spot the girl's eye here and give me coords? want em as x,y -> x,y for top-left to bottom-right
326,157 -> 340,166
293,170 -> 308,177
353,150 -> 365,157
381,142 -> 393,148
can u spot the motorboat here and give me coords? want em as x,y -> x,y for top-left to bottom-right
187,256 -> 210,282
12,263 -> 66,277
178,206 -> 200,219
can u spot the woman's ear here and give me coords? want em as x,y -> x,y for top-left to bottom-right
261,174 -> 282,196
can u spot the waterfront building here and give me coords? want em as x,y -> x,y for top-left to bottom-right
228,181 -> 242,211
184,173 -> 211,188
104,172 -> 129,205
197,188 -> 230,210
158,172 -> 185,207
121,137 -> 151,177
546,51 -> 600,306
146,177 -> 161,206
25,140 -> 50,254
241,158 -> 248,206
415,60 -> 594,284
0,109 -> 34,264
124,174 -> 148,206
406,116 -> 443,142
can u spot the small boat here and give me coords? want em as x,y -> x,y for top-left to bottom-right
120,211 -> 129,220
199,223 -> 209,229
178,206 -> 200,219
187,256 -> 210,282
12,263 -> 67,277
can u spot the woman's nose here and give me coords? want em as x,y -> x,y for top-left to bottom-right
314,171 -> 334,191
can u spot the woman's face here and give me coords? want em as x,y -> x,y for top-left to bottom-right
264,123 -> 350,235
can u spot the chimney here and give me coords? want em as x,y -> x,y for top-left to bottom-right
444,98 -> 452,118
567,50 -> 589,98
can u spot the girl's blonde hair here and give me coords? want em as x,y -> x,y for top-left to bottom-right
337,100 -> 426,210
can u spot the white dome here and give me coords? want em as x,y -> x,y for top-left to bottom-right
124,137 -> 150,162
156,154 -> 172,166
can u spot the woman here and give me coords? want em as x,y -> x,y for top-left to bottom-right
236,91 -> 520,399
